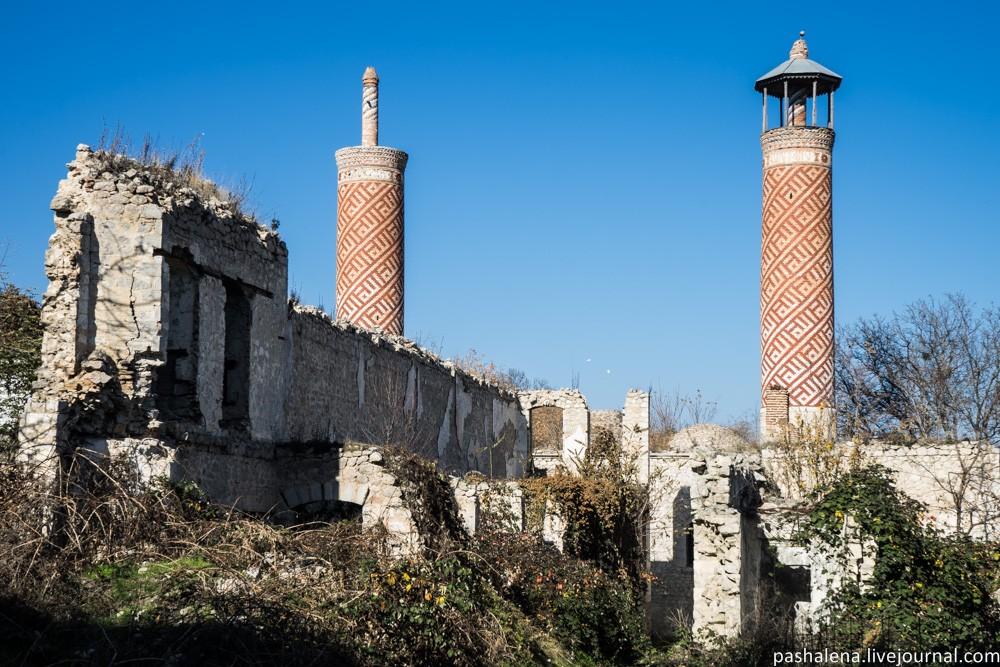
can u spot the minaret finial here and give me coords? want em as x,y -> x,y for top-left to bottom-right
362,66 -> 379,147
789,31 -> 809,59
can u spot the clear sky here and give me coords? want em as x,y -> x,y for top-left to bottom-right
2,1 -> 998,416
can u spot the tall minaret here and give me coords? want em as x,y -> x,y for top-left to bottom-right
335,67 -> 408,335
755,33 -> 842,441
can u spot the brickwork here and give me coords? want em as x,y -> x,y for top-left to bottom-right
761,385 -> 789,441
760,127 -> 835,433
335,68 -> 408,335
518,389 -> 590,474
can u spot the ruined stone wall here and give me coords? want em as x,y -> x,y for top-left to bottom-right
284,306 -> 528,477
648,453 -> 694,636
622,390 -> 650,483
690,452 -> 766,639
863,441 -> 1000,539
590,409 -> 622,441
519,389 -> 589,473
451,477 -> 525,535
760,440 -> 1000,539
18,146 -> 528,518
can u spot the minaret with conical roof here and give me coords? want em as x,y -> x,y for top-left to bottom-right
756,33 -> 842,441
335,67 -> 408,335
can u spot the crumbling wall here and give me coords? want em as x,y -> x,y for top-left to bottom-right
284,306 -> 527,477
862,441 -> 1000,538
519,389 -> 589,473
622,390 -> 650,483
690,452 -> 767,639
18,146 -> 529,540
648,453 -> 695,636
760,440 -> 1000,539
648,422 -> 755,637
451,477 -> 525,534
590,409 -> 622,441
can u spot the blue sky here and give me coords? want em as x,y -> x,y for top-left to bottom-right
2,1 -> 998,416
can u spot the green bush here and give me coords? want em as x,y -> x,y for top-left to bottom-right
474,527 -> 649,664
0,282 -> 42,454
800,465 -> 1000,651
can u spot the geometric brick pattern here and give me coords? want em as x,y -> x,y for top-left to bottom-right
760,161 -> 834,408
336,179 -> 404,335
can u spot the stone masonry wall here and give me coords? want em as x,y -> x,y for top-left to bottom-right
519,389 -> 589,474
760,440 -> 1000,539
863,441 -> 1000,539
691,452 -> 766,639
18,146 -> 528,522
648,453 -> 694,636
622,390 -> 650,483
284,306 -> 528,477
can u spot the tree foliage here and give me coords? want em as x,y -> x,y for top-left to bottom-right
0,277 -> 42,453
800,465 -> 1000,651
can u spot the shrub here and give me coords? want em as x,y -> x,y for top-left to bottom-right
800,465 -> 1000,651
473,526 -> 648,664
0,449 -> 662,666
0,282 -> 42,455
521,426 -> 648,579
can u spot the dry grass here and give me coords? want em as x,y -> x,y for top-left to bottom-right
95,124 -> 256,222
0,453 -> 398,665
0,452 -> 558,665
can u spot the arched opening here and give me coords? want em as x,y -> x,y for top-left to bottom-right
530,406 -> 563,453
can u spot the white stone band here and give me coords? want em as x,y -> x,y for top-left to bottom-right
763,148 -> 832,169
338,167 -> 403,184
761,127 -> 834,169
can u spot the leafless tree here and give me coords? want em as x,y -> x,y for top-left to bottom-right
649,388 -> 719,450
358,368 -> 434,457
452,350 -> 549,392
837,294 -> 1000,444
906,441 -> 1000,538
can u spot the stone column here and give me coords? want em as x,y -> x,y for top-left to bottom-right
759,127 -> 835,441
335,67 -> 408,335
622,389 -> 650,484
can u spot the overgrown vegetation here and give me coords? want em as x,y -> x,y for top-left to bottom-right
649,465 -> 1000,666
799,465 -> 1000,652
385,444 -> 654,664
0,273 -> 42,456
758,418 -> 866,499
522,426 -> 648,578
0,445 -> 654,666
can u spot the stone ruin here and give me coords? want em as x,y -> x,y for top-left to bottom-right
13,52 -> 1000,643
16,142 -> 1000,640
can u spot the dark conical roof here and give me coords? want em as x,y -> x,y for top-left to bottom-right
754,32 -> 842,96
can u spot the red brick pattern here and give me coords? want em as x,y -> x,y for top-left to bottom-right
336,180 -> 404,334
760,162 -> 834,408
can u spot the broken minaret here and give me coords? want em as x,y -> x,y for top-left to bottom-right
335,67 -> 408,335
756,33 -> 841,441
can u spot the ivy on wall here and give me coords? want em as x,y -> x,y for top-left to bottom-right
800,465 -> 1000,651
